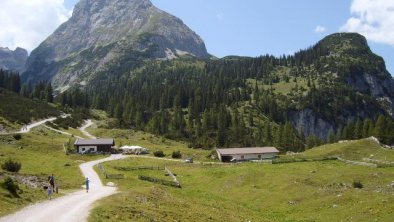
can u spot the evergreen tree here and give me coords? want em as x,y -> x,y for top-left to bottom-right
354,119 -> 363,139
45,84 -> 54,103
362,119 -> 373,138
328,129 -> 336,144
373,115 -> 386,142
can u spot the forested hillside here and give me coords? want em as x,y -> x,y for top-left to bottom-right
56,33 -> 394,150
0,70 -> 60,130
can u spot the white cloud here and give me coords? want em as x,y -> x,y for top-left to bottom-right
314,25 -> 327,33
341,0 -> 394,46
0,0 -> 72,52
216,13 -> 224,21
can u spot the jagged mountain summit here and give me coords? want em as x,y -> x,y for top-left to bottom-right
23,0 -> 209,91
0,47 -> 28,73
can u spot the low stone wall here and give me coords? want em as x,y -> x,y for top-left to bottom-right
337,157 -> 377,167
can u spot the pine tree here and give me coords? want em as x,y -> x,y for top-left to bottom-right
354,119 -> 363,139
216,106 -> 227,147
274,124 -> 284,150
362,119 -> 373,138
45,84 -> 53,103
373,115 -> 386,143
328,129 -> 336,144
263,122 -> 272,145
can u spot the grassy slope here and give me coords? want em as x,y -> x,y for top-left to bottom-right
0,126 -> 104,216
88,127 -> 212,161
282,138 -> 394,162
90,158 -> 394,222
247,77 -> 309,95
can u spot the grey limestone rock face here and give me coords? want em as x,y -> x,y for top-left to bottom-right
23,0 -> 209,90
0,47 -> 28,73
291,109 -> 334,140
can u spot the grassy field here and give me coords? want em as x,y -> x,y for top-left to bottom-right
0,126 -> 105,216
90,156 -> 394,222
88,127 -> 212,161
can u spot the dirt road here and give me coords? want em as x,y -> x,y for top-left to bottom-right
0,155 -> 128,222
79,120 -> 96,139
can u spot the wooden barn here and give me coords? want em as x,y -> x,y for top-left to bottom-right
216,147 -> 279,162
74,138 -> 115,154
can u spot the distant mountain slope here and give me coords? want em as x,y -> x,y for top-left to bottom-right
0,47 -> 28,73
22,0 -> 209,91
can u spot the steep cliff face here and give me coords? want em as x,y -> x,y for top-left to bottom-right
0,47 -> 28,73
23,0 -> 209,91
291,109 -> 334,140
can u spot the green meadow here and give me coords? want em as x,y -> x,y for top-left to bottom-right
90,157 -> 394,222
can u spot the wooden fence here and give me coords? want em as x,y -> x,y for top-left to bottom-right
114,166 -> 164,171
98,163 -> 124,179
138,175 -> 181,188
165,167 -> 180,187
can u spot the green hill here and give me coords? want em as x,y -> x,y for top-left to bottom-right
283,138 -> 394,163
0,88 -> 60,130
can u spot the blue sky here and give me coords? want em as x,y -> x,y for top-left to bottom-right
63,1 -> 394,75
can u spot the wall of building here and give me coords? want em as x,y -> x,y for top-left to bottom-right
78,146 -> 97,153
219,153 -> 277,162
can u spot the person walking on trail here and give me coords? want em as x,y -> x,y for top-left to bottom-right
47,185 -> 53,200
48,174 -> 55,190
85,178 -> 90,193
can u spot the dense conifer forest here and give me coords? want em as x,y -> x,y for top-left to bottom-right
55,34 -> 394,150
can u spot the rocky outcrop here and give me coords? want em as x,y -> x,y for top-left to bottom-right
346,72 -> 394,116
0,47 -> 28,73
23,0 -> 209,91
291,109 -> 334,139
319,33 -> 394,116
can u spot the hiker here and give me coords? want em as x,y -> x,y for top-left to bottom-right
48,174 -> 55,190
85,177 -> 90,193
47,185 -> 53,200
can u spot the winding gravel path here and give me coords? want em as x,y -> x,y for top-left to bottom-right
0,154 -> 128,222
79,120 -> 96,139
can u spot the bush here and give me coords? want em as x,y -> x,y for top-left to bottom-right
352,181 -> 363,189
153,150 -> 165,157
2,176 -> 19,196
1,159 -> 22,173
171,150 -> 182,159
12,134 -> 22,140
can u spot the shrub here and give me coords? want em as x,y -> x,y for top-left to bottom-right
153,150 -> 165,157
171,151 -> 182,159
12,134 -> 22,140
1,159 -> 22,173
352,181 -> 363,189
2,176 -> 19,196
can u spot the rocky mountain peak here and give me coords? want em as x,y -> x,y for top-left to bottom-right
0,47 -> 28,73
23,0 -> 209,90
